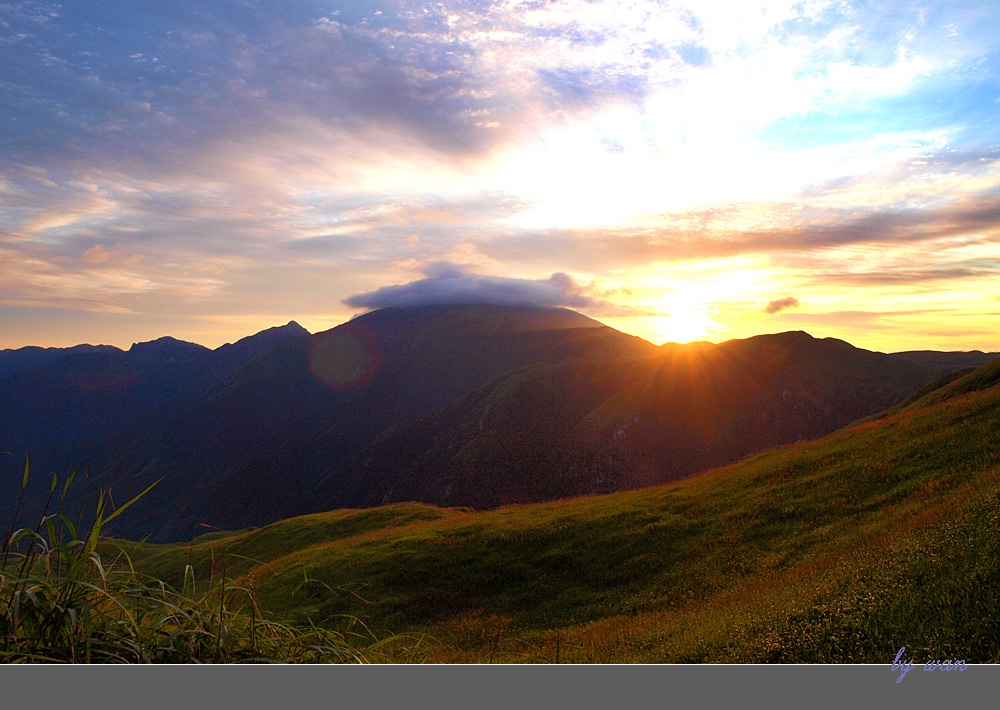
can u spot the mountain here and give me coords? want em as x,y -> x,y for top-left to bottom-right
127,357 -> 1000,662
0,322 -> 311,525
0,306 -> 961,542
98,305 -> 653,540
0,343 -> 119,379
126,337 -> 211,366
213,321 -> 311,369
888,349 -> 1000,373
346,331 -> 940,510
0,322 -> 311,458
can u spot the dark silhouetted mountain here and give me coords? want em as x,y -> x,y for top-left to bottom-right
97,305 -> 653,540
0,307 -> 961,542
888,349 -> 1000,373
127,337 -> 210,366
0,322 -> 312,527
350,331 -> 941,510
0,344 -> 119,379
213,321 -> 310,370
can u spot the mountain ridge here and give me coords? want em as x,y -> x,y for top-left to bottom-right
1,304 -> 990,542
345,328 -> 942,510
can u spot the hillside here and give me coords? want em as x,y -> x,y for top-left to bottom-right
341,331 -> 938,510
2,306 -> 952,542
124,358 -> 1000,662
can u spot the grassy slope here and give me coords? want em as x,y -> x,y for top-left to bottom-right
120,361 -> 1000,662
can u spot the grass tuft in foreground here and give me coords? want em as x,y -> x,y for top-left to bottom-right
0,456 -> 406,663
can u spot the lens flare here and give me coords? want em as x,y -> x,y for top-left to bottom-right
308,323 -> 382,391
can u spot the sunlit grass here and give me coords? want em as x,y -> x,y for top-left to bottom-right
28,359 -> 1000,662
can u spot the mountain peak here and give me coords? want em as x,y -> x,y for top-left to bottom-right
743,330 -> 815,344
235,320 -> 310,343
213,320 -> 312,366
128,336 -> 209,364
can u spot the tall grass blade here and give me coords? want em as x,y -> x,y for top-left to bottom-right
101,478 -> 162,527
61,468 -> 77,502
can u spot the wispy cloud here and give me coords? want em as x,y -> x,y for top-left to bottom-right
764,297 -> 800,314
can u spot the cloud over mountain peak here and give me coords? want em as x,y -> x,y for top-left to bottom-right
344,263 -> 594,310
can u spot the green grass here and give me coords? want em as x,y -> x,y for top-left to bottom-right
1,462 -> 415,663
119,360 -> 1000,662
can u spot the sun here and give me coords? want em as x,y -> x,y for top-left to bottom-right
621,259 -> 769,345
651,305 -> 717,344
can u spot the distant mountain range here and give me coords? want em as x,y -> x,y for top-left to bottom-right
2,305 -> 996,541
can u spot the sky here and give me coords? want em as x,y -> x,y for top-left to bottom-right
2,0 -> 999,352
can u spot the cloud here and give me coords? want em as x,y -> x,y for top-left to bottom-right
764,297 -> 799,314
343,263 -> 595,310
482,188 -> 1000,273
2,1 -> 1000,353
79,243 -> 121,265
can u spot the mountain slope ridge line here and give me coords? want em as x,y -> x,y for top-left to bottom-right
2,304 -> 996,542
